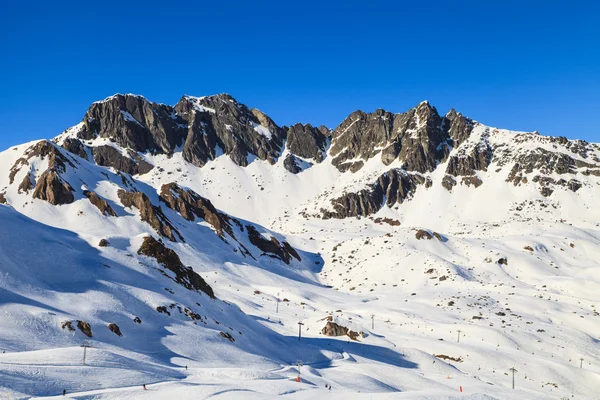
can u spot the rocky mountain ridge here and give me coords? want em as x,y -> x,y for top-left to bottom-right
9,93 -> 589,223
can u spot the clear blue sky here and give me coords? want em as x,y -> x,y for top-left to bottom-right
1,1 -> 599,151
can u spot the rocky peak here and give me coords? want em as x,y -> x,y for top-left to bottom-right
330,109 -> 395,172
174,94 -> 285,167
442,108 -> 475,148
329,102 -> 450,173
78,94 -> 187,154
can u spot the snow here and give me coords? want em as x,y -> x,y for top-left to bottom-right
184,96 -> 216,114
120,110 -> 144,127
0,114 -> 600,399
251,122 -> 273,140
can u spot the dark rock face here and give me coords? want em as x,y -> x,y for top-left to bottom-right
32,170 -> 74,205
77,320 -> 93,337
322,169 -> 426,219
441,175 -> 457,191
330,102 -> 450,173
108,323 -> 122,337
330,109 -> 394,171
78,94 -> 188,153
446,142 -> 492,177
117,190 -> 181,241
92,145 -> 153,175
138,236 -> 215,298
0,192 -> 6,204
498,257 -> 508,265
442,109 -> 474,148
283,153 -> 307,174
246,225 -> 301,264
286,123 -> 328,162
84,190 -> 117,217
61,138 -> 88,160
159,183 -> 233,237
99,239 -> 109,247
175,94 -> 285,167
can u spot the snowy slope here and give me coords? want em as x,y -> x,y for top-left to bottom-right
0,95 -> 600,399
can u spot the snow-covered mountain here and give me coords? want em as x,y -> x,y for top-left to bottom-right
1,93 -> 600,399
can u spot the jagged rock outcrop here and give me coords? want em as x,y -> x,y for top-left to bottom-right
175,94 -> 285,167
32,170 -> 74,205
330,102 -> 450,174
18,174 -> 33,194
246,225 -> 301,264
10,141 -> 75,184
283,153 -> 307,174
0,192 -> 6,204
330,108 -> 394,172
92,145 -> 153,175
322,169 -> 427,219
83,190 -> 117,217
159,183 -> 233,237
61,138 -> 88,160
442,109 -> 475,148
117,190 -> 181,241
286,123 -> 328,162
77,94 -> 188,153
138,236 -> 215,298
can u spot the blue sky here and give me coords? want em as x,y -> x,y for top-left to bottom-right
1,1 -> 599,150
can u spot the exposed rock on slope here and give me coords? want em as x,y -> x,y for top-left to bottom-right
246,225 -> 301,264
78,94 -> 187,153
32,170 -> 74,205
137,236 -> 215,298
174,94 -> 285,167
321,321 -> 361,341
77,320 -> 93,337
329,102 -> 450,173
286,123 -> 328,163
322,169 -> 427,219
159,183 -> 233,237
117,190 -> 181,241
92,145 -> 154,175
83,190 -> 117,217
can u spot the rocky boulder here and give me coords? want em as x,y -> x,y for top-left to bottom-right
321,321 -> 361,341
108,323 -> 122,337
77,320 -> 93,337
